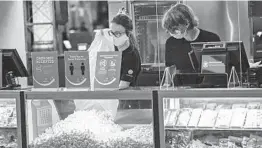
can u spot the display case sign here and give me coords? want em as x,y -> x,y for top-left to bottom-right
32,52 -> 59,88
94,51 -> 122,90
64,51 -> 90,88
31,100 -> 52,137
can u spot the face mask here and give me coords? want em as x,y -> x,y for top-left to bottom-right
170,30 -> 186,39
169,24 -> 189,39
113,34 -> 129,46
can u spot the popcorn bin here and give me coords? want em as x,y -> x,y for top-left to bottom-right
25,90 -> 154,148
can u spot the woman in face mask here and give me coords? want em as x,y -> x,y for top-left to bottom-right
161,3 -> 221,87
109,10 -> 141,90
162,3 -> 220,73
74,11 -> 141,113
107,10 -> 142,109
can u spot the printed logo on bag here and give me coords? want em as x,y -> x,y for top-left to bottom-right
32,52 -> 59,88
64,51 -> 90,88
203,61 -> 209,68
128,69 -> 133,75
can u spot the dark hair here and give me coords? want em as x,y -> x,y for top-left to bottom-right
162,3 -> 199,32
111,14 -> 138,50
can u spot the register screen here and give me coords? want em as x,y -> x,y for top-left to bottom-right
201,54 -> 226,73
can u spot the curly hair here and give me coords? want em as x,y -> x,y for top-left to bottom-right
162,3 -> 199,32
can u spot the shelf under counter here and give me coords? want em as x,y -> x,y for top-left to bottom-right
165,127 -> 262,131
0,127 -> 17,129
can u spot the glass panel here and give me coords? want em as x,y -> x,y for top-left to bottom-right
32,25 -> 53,43
157,1 -> 250,88
133,1 -> 174,64
132,1 -> 176,89
163,97 -> 262,147
31,1 -> 53,23
26,98 -> 153,147
0,98 -> 18,147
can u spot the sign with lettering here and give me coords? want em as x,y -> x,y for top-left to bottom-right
64,51 -> 90,88
32,52 -> 59,88
94,51 -> 121,90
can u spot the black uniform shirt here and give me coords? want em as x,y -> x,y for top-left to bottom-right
115,46 -> 141,86
165,28 -> 221,72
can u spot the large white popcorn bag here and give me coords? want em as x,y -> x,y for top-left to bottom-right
89,29 -> 115,90
75,29 -> 119,119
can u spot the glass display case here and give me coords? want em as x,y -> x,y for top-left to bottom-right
0,91 -> 26,148
24,89 -> 155,148
154,89 -> 262,148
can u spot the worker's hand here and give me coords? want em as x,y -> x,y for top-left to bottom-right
250,61 -> 262,68
119,80 -> 130,90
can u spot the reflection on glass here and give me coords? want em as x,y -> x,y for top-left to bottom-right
68,1 -> 109,32
133,2 -> 175,64
201,54 -> 226,74
31,100 -> 53,136
27,99 -> 153,148
163,97 -> 262,147
0,99 -> 17,148
31,1 -> 53,23
32,25 -> 54,43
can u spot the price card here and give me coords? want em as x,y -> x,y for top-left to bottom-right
64,51 -> 90,88
32,52 -> 59,88
94,51 -> 121,90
